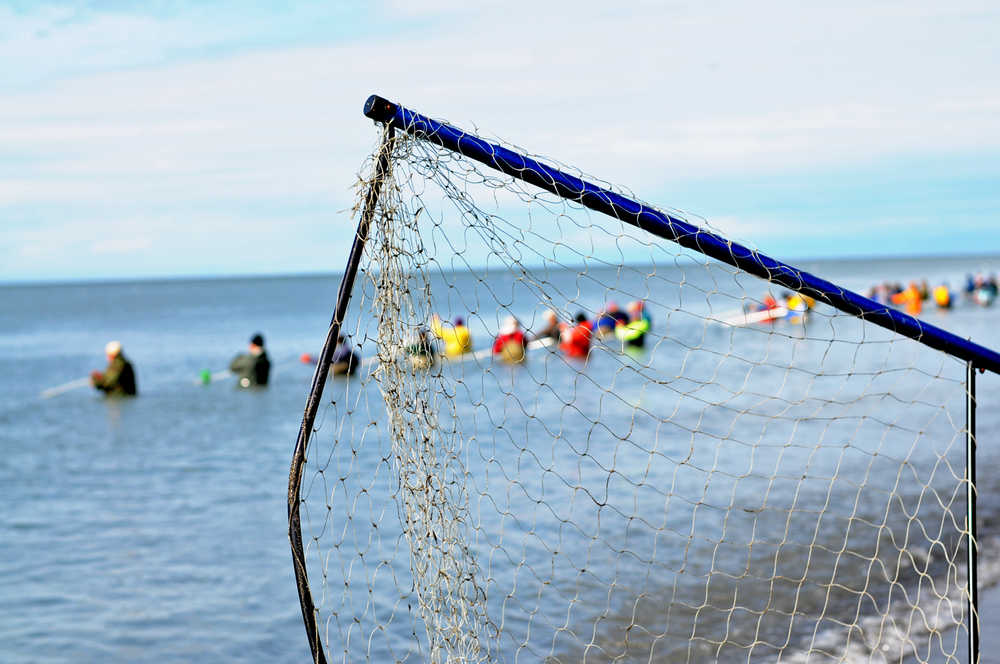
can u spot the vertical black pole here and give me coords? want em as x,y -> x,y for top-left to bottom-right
968,361 -> 979,664
288,125 -> 396,664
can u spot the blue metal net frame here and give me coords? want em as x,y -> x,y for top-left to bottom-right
287,95 -> 999,663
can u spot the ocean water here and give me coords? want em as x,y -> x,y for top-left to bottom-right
2,255 -> 1000,663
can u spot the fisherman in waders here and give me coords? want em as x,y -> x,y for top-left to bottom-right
91,341 -> 138,396
230,333 -> 271,388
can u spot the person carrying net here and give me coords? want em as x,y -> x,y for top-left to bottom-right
230,333 -> 271,388
91,340 -> 137,397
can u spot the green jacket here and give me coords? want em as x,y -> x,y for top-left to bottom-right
230,350 -> 270,387
93,355 -> 138,396
614,317 -> 651,347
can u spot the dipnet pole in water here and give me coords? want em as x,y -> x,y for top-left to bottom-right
968,362 -> 979,664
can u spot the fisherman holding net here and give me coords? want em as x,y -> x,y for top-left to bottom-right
91,340 -> 137,397
230,333 -> 270,388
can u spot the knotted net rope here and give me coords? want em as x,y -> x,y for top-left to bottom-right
295,124 -> 981,664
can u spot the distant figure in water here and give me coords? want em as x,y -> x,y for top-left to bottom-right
532,309 -> 561,343
594,302 -> 629,338
230,333 -> 270,388
758,292 -> 779,313
560,312 -> 593,359
431,314 -> 473,357
972,273 -> 998,307
615,300 -> 651,348
784,291 -> 816,324
965,274 -> 977,299
330,335 -> 360,376
891,282 -> 922,316
406,326 -> 437,370
932,283 -> 952,309
493,316 -> 527,363
91,340 -> 137,396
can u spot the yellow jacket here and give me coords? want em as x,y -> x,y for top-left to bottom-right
933,285 -> 951,308
431,317 -> 472,357
786,294 -> 816,310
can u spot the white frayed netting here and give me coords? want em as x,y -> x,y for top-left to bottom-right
296,127 -> 980,663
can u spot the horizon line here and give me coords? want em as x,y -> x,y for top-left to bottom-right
3,249 -> 999,289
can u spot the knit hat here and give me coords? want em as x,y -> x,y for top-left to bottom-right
500,315 -> 519,335
105,340 -> 122,356
250,333 -> 265,347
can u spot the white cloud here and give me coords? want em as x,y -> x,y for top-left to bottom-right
1,1 -> 998,279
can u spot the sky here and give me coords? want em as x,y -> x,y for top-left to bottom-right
1,0 -> 998,283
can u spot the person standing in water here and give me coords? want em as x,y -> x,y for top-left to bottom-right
431,314 -> 473,357
91,341 -> 137,396
932,283 -> 952,309
406,326 -> 437,370
594,302 -> 629,338
330,335 -> 360,376
230,333 -> 270,387
891,282 -> 923,316
560,312 -> 593,359
493,315 -> 527,363
531,309 -> 561,343
615,300 -> 651,348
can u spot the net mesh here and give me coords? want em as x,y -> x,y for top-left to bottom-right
298,126 -> 976,663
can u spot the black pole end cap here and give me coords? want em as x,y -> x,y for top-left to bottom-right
363,94 -> 396,122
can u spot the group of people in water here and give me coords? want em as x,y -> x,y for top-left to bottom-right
83,268 -> 1000,398
80,299 -> 652,398
358,299 -> 654,371
89,333 -> 272,397
753,291 -> 817,323
86,268 -> 1000,398
866,273 -> 998,316
320,300 -> 653,375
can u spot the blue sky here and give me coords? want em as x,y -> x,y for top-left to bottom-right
1,1 -> 998,282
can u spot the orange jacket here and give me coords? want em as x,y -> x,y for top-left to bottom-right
891,285 -> 922,316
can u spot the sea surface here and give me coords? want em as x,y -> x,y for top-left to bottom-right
2,254 -> 1000,663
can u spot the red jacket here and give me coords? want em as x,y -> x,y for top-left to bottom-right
493,330 -> 526,353
560,321 -> 592,358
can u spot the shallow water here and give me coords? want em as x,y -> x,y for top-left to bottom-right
2,255 -> 1000,663
304,253 -> 1000,663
